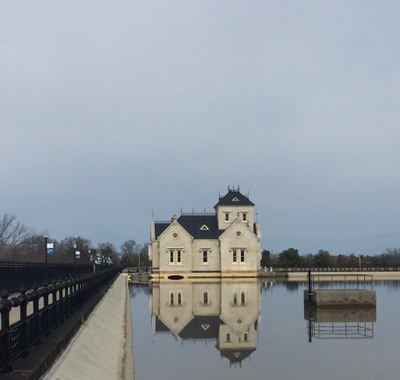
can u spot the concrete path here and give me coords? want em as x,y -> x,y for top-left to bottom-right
42,274 -> 134,380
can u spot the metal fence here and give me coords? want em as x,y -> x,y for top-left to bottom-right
0,261 -> 112,293
273,266 -> 400,272
0,268 -> 120,374
309,273 -> 374,291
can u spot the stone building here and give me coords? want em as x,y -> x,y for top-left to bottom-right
149,187 -> 261,279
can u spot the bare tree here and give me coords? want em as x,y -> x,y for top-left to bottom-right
120,240 -> 142,266
57,236 -> 92,264
0,213 -> 32,248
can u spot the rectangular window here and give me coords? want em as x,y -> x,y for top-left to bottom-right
177,292 -> 182,305
233,293 -> 238,305
225,212 -> 230,221
241,292 -> 246,304
203,292 -> 208,305
202,250 -> 208,263
169,249 -> 183,264
233,249 -> 237,262
242,212 -> 247,221
241,249 -> 245,262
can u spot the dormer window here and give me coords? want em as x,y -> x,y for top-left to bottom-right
200,224 -> 209,231
232,197 -> 239,202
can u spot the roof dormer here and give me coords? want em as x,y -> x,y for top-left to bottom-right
214,187 -> 255,230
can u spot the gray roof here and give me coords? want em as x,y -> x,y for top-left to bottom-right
177,214 -> 221,239
219,348 -> 256,363
215,189 -> 254,207
154,214 -> 221,239
154,222 -> 170,238
179,316 -> 221,340
154,189 -> 255,239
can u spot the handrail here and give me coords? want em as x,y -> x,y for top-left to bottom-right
0,268 -> 120,374
309,273 -> 374,291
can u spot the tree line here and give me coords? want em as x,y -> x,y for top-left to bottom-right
0,213 -> 149,267
261,247 -> 400,268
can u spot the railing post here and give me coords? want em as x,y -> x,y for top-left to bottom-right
30,283 -> 42,345
58,279 -> 65,324
18,285 -> 29,357
51,280 -> 58,328
0,289 -> 12,373
307,271 -> 312,303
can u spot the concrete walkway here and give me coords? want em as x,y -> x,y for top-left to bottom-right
42,274 -> 134,380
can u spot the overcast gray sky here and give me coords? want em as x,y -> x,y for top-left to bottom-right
1,1 -> 399,255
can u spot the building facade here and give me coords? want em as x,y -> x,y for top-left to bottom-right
149,188 -> 261,279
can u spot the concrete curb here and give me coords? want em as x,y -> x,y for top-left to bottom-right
43,274 -> 133,380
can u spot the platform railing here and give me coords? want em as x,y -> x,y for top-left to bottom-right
0,268 -> 120,374
309,273 -> 374,291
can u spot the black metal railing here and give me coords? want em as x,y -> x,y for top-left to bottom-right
0,268 -> 120,373
273,266 -> 400,272
0,261 -> 112,293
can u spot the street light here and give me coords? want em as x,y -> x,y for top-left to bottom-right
44,231 -> 49,280
73,237 -> 78,277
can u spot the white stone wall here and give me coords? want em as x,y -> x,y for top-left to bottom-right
157,221 -> 193,273
220,220 -> 261,273
216,205 -> 254,231
191,239 -> 221,272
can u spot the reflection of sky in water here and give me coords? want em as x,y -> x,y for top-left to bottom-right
130,281 -> 400,380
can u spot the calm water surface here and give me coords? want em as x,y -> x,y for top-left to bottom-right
130,280 -> 400,380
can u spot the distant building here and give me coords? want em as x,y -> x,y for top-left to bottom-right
149,187 -> 261,279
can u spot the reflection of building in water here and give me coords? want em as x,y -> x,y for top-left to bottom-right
304,306 -> 376,342
151,281 -> 262,365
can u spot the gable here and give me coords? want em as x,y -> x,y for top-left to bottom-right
219,218 -> 258,241
155,220 -> 193,241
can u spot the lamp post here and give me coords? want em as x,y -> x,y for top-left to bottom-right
44,232 -> 48,280
73,238 -> 77,277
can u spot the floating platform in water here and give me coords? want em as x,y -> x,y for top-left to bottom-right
304,272 -> 376,306
304,289 -> 376,306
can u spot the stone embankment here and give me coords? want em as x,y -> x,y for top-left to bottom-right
286,271 -> 400,281
42,274 -> 133,380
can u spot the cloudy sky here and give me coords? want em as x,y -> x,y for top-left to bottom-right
1,1 -> 399,255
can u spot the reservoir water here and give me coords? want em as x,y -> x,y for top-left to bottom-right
129,280 -> 400,380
